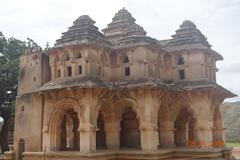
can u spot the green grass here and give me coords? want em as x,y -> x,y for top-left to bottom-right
226,142 -> 240,147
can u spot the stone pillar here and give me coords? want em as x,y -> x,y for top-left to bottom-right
140,122 -> 159,150
79,123 -> 96,152
105,121 -> 121,149
175,127 -> 187,146
51,66 -> 55,80
196,120 -> 213,148
159,120 -> 175,147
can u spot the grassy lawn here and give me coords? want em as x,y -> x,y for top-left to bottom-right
226,142 -> 240,147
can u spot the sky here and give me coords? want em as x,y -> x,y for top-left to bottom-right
0,0 -> 239,102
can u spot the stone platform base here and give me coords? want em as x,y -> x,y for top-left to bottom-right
19,148 -> 233,160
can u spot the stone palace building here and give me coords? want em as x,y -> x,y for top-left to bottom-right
10,8 -> 236,160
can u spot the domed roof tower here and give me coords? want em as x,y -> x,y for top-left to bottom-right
169,20 -> 211,48
102,8 -> 158,46
55,15 -> 110,47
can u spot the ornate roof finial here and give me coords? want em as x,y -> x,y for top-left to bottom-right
112,8 -> 136,22
180,20 -> 196,29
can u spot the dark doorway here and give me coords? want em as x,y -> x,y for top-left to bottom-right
60,109 -> 80,151
120,107 -> 140,149
67,66 -> 72,77
174,108 -> 196,147
96,113 -> 106,149
179,69 -> 185,80
18,139 -> 25,160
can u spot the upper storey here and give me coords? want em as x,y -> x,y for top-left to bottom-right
17,8 -> 230,95
160,20 -> 223,82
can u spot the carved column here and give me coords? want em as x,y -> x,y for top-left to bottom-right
105,119 -> 121,149
140,122 -> 159,150
159,120 -> 175,147
79,123 -> 96,152
196,119 -> 213,148
79,92 -> 98,152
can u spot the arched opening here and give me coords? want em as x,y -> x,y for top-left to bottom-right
212,107 -> 224,148
18,139 -> 25,160
123,55 -> 129,63
120,107 -> 140,149
174,108 -> 196,147
60,108 -> 80,151
177,55 -> 184,65
62,53 -> 70,61
96,112 -> 106,149
76,53 -> 82,59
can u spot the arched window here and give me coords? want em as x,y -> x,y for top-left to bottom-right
67,66 -> 72,77
177,55 -> 184,65
63,53 -> 70,61
76,53 -> 82,59
123,55 -> 129,63
56,69 -> 61,78
125,67 -> 130,76
179,69 -> 185,80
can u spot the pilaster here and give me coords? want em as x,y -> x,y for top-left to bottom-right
140,122 -> 159,150
105,120 -> 121,149
196,119 -> 213,148
159,120 -> 175,147
79,123 -> 96,152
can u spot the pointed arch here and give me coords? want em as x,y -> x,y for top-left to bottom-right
173,107 -> 197,147
47,98 -> 83,151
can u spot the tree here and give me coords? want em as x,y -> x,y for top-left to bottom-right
0,32 -> 41,153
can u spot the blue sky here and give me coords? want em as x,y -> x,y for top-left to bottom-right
0,0 -> 239,101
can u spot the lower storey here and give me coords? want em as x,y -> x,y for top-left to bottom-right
5,148 -> 232,160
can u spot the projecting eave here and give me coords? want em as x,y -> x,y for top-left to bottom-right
38,76 -> 113,92
48,42 -> 112,56
170,80 -> 236,99
54,39 -> 112,49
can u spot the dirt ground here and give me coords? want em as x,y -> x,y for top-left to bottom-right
232,148 -> 240,159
